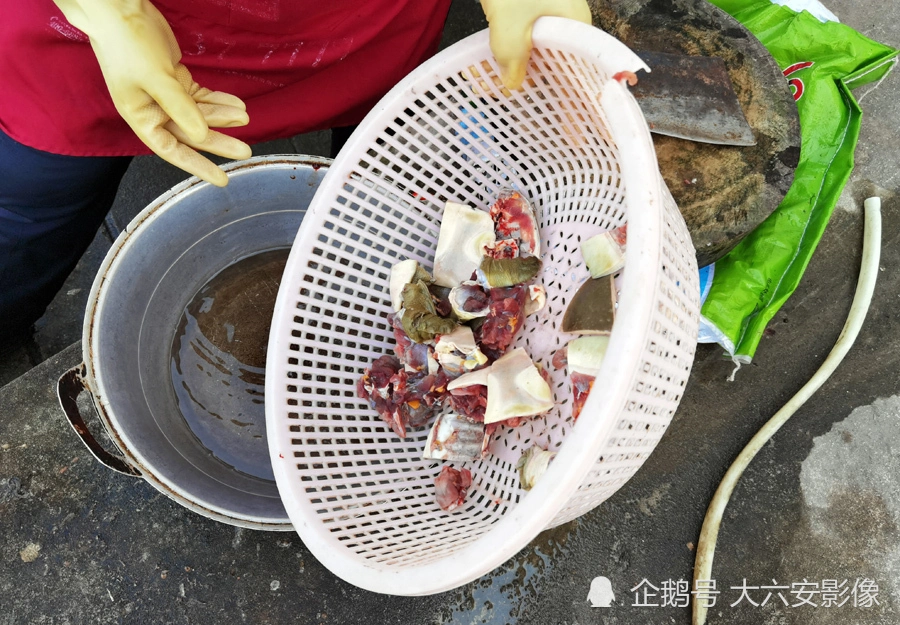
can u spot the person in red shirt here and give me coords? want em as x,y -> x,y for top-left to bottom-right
0,0 -> 590,342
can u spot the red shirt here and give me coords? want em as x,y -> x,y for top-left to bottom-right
0,0 -> 452,156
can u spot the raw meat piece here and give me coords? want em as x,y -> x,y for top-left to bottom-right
489,190 -> 540,257
357,354 -> 405,434
434,466 -> 472,511
484,238 -> 520,260
478,284 -> 527,360
447,383 -> 488,422
571,372 -> 595,421
357,355 -> 449,438
404,368 -> 451,429
551,345 -> 568,371
611,223 -> 628,248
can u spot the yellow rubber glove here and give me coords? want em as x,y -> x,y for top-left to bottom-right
53,0 -> 251,187
481,0 -> 593,90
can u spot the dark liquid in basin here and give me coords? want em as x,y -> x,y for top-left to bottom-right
170,249 -> 289,481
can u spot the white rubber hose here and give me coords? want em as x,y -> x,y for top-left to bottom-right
692,197 -> 882,625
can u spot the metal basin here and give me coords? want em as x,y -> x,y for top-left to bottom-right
58,155 -> 330,530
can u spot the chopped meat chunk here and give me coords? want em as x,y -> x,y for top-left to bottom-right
484,238 -> 520,260
357,355 -> 449,438
477,284 -> 527,360
434,466 -> 472,511
447,383 -> 488,422
571,372 -> 595,421
489,190 -> 540,257
610,223 -> 628,248
551,345 -> 568,371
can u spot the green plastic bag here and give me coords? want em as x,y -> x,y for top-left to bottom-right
697,0 -> 897,362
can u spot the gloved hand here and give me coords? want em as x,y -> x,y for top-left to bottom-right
53,0 -> 251,187
481,0 -> 593,90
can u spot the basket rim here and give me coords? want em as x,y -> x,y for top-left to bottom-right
266,18 -> 670,594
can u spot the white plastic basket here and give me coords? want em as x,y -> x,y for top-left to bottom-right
266,18 -> 700,595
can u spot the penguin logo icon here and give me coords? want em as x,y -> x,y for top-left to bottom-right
587,576 -> 615,607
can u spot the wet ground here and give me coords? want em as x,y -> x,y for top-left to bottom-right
2,1 -> 900,624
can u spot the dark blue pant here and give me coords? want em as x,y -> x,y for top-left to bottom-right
0,126 -> 355,341
0,129 -> 132,339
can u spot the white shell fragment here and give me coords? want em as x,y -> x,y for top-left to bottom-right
433,201 -> 496,288
581,228 -> 626,278
422,413 -> 490,461
449,281 -> 490,321
516,445 -> 556,491
389,259 -> 423,311
567,335 -> 610,377
524,285 -> 546,316
447,364 -> 491,391
484,348 -> 553,424
434,325 -> 488,375
449,348 -> 553,423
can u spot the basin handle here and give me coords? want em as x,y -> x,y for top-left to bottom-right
57,363 -> 142,477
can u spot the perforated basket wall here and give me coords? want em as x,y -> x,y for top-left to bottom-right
266,19 -> 700,595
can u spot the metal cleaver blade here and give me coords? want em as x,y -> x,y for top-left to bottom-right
630,51 -> 757,146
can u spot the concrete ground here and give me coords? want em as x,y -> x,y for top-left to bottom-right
2,1 -> 899,624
